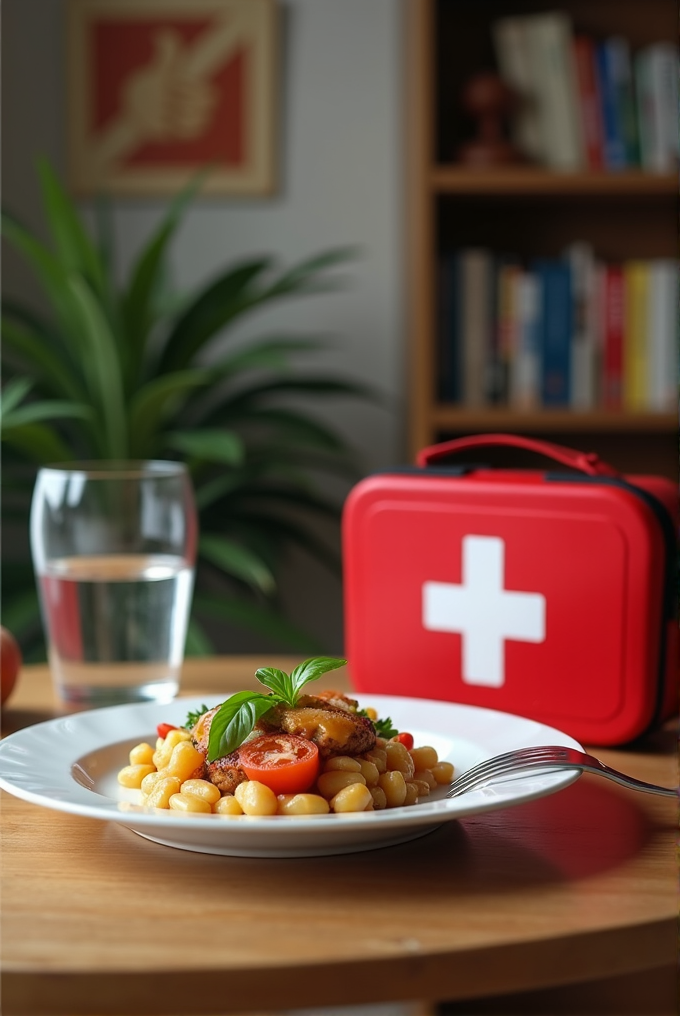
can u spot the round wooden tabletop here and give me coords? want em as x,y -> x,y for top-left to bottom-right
1,657 -> 676,1016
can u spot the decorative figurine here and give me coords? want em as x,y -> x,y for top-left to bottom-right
457,72 -> 523,166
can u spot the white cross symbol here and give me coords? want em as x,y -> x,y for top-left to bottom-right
422,535 -> 546,688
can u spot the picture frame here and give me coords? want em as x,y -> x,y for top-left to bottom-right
66,0 -> 277,196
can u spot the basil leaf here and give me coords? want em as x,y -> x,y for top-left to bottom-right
207,656 -> 348,760
207,691 -> 277,761
255,666 -> 294,703
289,656 -> 347,698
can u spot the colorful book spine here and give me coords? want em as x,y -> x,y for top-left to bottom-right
572,35 -> 605,170
635,49 -> 660,171
524,12 -> 585,170
509,270 -> 541,409
622,261 -> 650,410
437,254 -> 461,403
609,37 -> 640,166
600,265 -> 625,409
596,40 -> 628,169
566,242 -> 598,409
635,44 -> 679,173
492,17 -> 545,163
460,249 -> 493,407
487,258 -> 519,404
648,260 -> 679,412
536,259 -> 572,406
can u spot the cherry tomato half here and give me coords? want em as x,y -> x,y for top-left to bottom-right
395,731 -> 414,750
237,733 -> 320,795
157,723 -> 178,739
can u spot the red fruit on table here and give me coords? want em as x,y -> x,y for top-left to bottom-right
1,626 -> 22,705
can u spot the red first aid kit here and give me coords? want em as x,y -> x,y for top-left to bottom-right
342,434 -> 678,746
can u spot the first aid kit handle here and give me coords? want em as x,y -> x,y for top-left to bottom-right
416,433 -> 620,476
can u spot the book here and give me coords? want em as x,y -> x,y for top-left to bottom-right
600,264 -> 625,410
622,261 -> 650,410
615,38 -> 640,166
492,17 -> 545,162
488,257 -> 519,404
509,270 -> 541,409
523,12 -> 585,170
635,49 -> 659,170
459,250 -> 493,407
656,45 -> 680,166
572,35 -> 605,170
565,242 -> 598,409
595,39 -> 629,169
437,253 -> 462,403
591,261 -> 605,408
535,259 -> 572,406
647,259 -> 679,412
636,43 -> 680,173
609,37 -> 639,166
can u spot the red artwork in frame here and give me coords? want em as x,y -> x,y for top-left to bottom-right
67,0 -> 277,195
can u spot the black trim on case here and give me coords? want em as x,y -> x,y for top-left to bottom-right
374,464 -> 489,478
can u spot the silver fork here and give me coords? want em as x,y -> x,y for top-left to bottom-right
445,745 -> 677,799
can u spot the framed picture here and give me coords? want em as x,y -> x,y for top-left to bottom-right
66,0 -> 277,196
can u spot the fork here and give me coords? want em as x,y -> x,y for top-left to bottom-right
445,745 -> 677,799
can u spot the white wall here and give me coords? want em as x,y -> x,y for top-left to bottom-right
2,0 -> 407,653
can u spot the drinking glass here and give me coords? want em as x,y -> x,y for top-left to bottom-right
30,461 -> 198,706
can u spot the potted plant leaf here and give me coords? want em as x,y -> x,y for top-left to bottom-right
1,160 -> 372,659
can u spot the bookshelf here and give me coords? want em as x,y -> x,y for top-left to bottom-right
406,0 -> 678,479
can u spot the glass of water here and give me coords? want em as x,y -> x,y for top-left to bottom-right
30,461 -> 197,706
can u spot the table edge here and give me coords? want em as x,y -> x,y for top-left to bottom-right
2,917 -> 675,1015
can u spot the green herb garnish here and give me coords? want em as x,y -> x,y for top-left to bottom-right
206,656 -> 347,762
373,715 -> 399,739
358,709 -> 398,739
185,704 -> 211,730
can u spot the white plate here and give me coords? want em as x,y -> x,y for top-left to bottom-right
0,695 -> 584,857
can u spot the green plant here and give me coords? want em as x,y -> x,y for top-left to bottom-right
1,161 -> 372,659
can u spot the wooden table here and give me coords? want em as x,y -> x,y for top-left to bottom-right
1,657 -> 677,1016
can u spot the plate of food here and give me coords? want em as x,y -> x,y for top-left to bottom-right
0,657 -> 584,857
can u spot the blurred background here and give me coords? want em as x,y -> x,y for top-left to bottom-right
2,0 -> 677,664
2,0 -> 405,658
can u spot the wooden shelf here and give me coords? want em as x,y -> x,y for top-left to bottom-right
432,408 -> 678,434
431,167 -> 679,197
406,0 -> 679,479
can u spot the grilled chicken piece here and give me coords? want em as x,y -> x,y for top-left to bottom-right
191,705 -> 248,793
205,750 -> 247,794
256,693 -> 376,758
192,689 -> 376,786
307,689 -> 361,712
